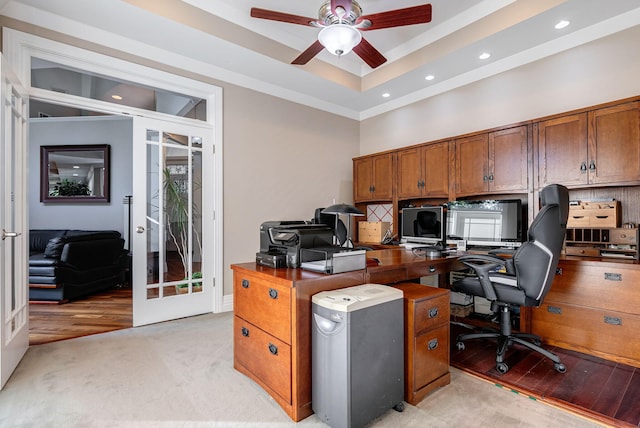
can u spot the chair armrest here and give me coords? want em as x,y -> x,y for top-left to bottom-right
457,254 -> 508,301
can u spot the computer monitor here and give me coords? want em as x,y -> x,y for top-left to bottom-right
446,199 -> 524,248
400,206 -> 445,246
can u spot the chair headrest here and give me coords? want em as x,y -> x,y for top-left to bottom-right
539,184 -> 569,227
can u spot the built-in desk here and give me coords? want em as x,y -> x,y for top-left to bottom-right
231,248 -> 464,421
233,249 -> 640,421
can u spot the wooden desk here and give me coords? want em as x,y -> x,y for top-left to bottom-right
231,248 -> 463,421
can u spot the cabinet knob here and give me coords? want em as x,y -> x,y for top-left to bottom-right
268,343 -> 278,355
268,288 -> 278,299
589,160 -> 596,171
241,279 -> 250,288
580,161 -> 587,173
488,173 -> 494,181
428,307 -> 439,318
427,338 -> 439,350
241,327 -> 250,337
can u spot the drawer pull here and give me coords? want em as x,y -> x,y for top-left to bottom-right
242,279 -> 250,288
241,327 -> 250,337
268,343 -> 278,355
556,267 -> 562,275
547,305 -> 562,315
604,316 -> 622,326
429,265 -> 436,273
268,288 -> 278,299
428,338 -> 439,351
428,307 -> 439,318
604,272 -> 622,281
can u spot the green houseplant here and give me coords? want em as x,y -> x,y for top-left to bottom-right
163,168 -> 203,293
49,179 -> 91,196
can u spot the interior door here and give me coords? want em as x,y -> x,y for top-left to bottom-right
0,55 -> 28,389
132,117 -> 214,327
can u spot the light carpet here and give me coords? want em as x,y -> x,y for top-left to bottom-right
0,312 -> 605,427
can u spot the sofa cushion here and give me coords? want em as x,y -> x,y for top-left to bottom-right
44,237 -> 67,259
29,230 -> 67,254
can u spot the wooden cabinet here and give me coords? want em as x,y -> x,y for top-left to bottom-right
397,142 -> 450,200
392,283 -> 450,405
232,263 -> 365,421
353,153 -> 393,202
531,259 -> 640,367
454,125 -> 528,197
538,101 -> 640,188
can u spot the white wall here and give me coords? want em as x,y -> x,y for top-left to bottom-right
360,25 -> 640,155
29,115 -> 133,236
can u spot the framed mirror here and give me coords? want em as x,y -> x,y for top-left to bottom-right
40,144 -> 110,203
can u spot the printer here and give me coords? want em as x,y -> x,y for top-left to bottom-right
257,221 -> 334,268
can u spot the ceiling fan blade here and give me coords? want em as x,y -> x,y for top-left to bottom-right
353,38 -> 387,69
331,0 -> 352,17
291,40 -> 325,65
250,7 -> 318,27
357,4 -> 432,30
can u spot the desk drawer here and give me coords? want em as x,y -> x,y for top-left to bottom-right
413,293 -> 450,334
531,301 -> 640,364
234,273 -> 291,343
234,316 -> 292,404
549,262 -> 640,314
413,324 -> 450,390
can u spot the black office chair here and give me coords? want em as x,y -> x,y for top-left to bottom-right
452,184 -> 569,374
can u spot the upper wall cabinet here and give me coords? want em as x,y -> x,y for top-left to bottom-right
354,153 -> 394,202
538,101 -> 640,188
397,141 -> 449,200
454,125 -> 528,197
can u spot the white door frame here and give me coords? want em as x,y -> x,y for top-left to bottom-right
2,29 -> 225,313
0,54 -> 29,389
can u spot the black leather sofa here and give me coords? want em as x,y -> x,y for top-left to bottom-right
29,229 -> 128,303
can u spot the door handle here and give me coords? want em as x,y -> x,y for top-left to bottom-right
1,229 -> 21,240
136,226 -> 145,233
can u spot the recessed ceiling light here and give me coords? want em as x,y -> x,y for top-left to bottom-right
425,75 -> 435,81
382,93 -> 390,98
72,173 -> 79,177
73,165 -> 80,169
111,95 -> 123,100
479,52 -> 491,60
555,20 -> 570,29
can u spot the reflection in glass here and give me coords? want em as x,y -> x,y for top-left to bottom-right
31,58 -> 206,121
146,142 -> 161,290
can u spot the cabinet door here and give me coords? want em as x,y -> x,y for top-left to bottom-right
371,153 -> 393,200
354,157 -> 374,202
588,101 -> 640,186
455,134 -> 488,197
397,147 -> 423,199
537,113 -> 588,187
489,125 -> 528,192
423,142 -> 450,198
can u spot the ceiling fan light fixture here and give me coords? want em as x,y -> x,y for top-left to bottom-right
318,24 -> 362,56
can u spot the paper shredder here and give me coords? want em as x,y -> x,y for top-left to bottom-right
311,283 -> 404,428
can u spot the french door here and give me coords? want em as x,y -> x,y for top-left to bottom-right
132,117 -> 214,326
0,55 -> 28,389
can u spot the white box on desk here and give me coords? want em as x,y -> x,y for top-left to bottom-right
474,296 -> 492,314
450,291 -> 473,305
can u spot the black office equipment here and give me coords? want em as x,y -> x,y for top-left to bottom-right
400,205 -> 445,246
446,198 -> 525,249
451,184 -> 569,374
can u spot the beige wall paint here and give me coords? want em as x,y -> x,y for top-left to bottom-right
223,84 -> 359,294
360,25 -> 640,155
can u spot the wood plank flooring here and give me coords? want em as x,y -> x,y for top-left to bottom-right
450,323 -> 640,428
29,287 -> 132,346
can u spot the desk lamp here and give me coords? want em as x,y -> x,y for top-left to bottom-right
321,203 -> 364,248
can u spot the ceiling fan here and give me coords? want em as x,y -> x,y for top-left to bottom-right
250,1 -> 432,69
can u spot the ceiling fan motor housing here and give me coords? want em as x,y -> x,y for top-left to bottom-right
318,0 -> 362,25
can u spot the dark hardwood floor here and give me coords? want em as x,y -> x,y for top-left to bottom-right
450,323 -> 640,428
29,287 -> 132,346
